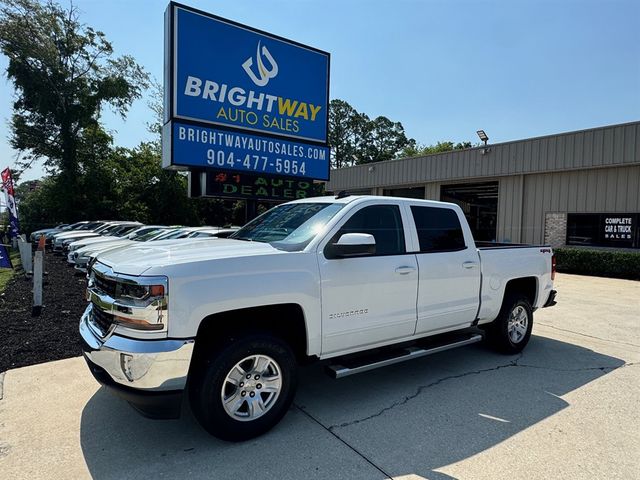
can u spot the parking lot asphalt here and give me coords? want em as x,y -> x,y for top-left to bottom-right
0,273 -> 638,480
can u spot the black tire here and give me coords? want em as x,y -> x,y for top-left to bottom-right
482,293 -> 533,354
189,333 -> 297,441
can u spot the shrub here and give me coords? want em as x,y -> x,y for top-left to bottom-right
554,248 -> 640,280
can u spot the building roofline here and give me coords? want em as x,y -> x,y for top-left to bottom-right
330,120 -> 640,172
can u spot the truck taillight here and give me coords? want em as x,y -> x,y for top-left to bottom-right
551,254 -> 556,280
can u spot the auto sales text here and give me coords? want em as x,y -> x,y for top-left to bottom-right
183,76 -> 323,134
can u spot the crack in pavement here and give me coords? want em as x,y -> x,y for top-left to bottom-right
294,403 -> 393,479
536,322 -> 640,348
326,354 -> 522,430
325,355 -> 635,430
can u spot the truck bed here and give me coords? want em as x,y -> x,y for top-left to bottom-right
475,243 -> 554,323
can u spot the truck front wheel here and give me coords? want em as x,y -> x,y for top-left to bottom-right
189,334 -> 298,441
483,294 -> 533,354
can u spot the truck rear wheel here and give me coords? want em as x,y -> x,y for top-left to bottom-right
483,294 -> 533,354
189,333 -> 297,441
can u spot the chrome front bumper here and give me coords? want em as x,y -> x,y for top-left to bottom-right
80,305 -> 194,391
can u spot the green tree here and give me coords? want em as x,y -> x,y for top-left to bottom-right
12,176 -> 56,231
359,116 -> 414,163
0,0 -> 148,221
328,99 -> 366,169
398,140 -> 473,158
141,80 -> 239,226
329,99 -> 415,167
15,125 -> 120,227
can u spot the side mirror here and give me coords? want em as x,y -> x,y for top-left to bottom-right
326,233 -> 376,259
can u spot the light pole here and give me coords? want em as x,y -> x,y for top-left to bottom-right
476,130 -> 489,146
476,130 -> 490,155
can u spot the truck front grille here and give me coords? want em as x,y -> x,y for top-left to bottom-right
94,273 -> 117,297
90,305 -> 114,336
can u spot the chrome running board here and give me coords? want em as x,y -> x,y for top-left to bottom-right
326,333 -> 483,379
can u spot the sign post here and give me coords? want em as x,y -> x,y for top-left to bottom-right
162,2 -> 330,197
17,238 -> 32,275
32,250 -> 43,316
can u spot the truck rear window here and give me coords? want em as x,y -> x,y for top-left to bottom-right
410,206 -> 466,252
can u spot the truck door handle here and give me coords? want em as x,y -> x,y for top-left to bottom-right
462,261 -> 478,269
395,266 -> 416,275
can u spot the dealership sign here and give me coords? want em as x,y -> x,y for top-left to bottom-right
567,213 -> 639,249
189,170 -> 323,201
163,3 -> 330,180
603,216 -> 634,242
169,122 -> 329,179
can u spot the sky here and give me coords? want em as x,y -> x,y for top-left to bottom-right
0,0 -> 639,186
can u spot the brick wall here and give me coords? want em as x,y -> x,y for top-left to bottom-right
544,212 -> 567,247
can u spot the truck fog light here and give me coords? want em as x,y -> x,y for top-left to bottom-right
120,354 -> 134,381
120,353 -> 154,382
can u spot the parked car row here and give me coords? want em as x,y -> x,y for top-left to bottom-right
33,220 -> 239,273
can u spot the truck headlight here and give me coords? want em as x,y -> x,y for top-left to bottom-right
112,277 -> 168,332
87,263 -> 170,336
118,282 -> 164,301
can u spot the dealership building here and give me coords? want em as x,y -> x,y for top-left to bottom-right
325,121 -> 640,250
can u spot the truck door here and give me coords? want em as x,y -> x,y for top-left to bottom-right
408,204 -> 481,335
318,202 -> 418,355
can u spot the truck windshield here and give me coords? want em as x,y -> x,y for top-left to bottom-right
231,202 -> 344,251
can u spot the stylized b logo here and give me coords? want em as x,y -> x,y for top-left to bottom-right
242,41 -> 279,87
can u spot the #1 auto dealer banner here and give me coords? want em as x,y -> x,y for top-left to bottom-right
1,167 -> 20,239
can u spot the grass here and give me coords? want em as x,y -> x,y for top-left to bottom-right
0,248 -> 21,293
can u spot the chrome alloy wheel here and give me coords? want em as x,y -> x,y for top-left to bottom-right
507,305 -> 529,344
221,354 -> 282,422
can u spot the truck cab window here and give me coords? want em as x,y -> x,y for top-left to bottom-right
411,206 -> 466,252
336,205 -> 406,255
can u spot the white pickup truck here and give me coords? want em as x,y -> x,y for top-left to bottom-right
80,195 -> 557,441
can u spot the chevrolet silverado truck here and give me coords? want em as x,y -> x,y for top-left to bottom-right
80,195 -> 557,441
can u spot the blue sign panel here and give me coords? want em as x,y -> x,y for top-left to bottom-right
169,4 -> 329,144
169,121 -> 330,180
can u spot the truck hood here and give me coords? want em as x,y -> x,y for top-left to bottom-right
96,238 -> 282,276
55,231 -> 99,241
79,239 -> 133,256
71,235 -> 120,249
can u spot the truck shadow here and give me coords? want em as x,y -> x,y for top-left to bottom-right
79,335 -> 625,479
